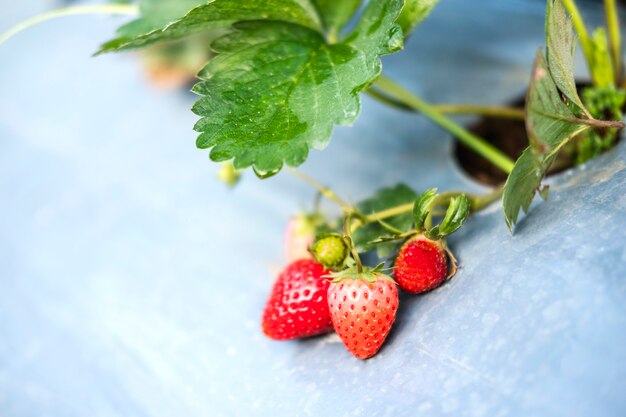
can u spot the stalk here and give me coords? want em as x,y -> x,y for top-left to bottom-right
435,188 -> 503,211
0,5 -> 139,45
344,213 -> 363,273
362,203 -> 413,224
285,167 -> 353,213
433,104 -> 525,120
373,75 -> 515,174
367,89 -> 525,120
604,0 -> 622,83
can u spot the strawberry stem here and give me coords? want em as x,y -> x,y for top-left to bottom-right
0,5 -> 139,45
604,0 -> 622,84
285,167 -> 353,213
372,75 -> 515,174
434,187 -> 503,212
344,213 -> 363,273
366,89 -> 525,120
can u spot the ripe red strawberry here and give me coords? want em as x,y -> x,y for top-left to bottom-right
328,272 -> 399,359
262,259 -> 333,340
394,236 -> 448,294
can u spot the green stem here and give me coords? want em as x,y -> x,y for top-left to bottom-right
433,104 -> 525,120
367,89 -> 525,120
561,0 -> 594,80
435,187 -> 503,212
285,167 -> 353,213
604,0 -> 622,83
362,203 -> 413,224
344,213 -> 363,273
469,187 -> 504,211
373,75 -> 515,174
0,5 -> 139,45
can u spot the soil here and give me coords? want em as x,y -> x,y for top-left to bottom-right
454,96 -> 527,186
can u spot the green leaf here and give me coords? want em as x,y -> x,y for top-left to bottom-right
545,0 -> 588,115
396,0 -> 439,37
311,0 -> 362,37
438,194 -> 470,236
502,147 -> 559,230
412,188 -> 437,231
503,51 -> 590,230
345,0 -> 404,56
525,51 -> 591,156
589,28 -> 615,88
98,0 -> 324,53
191,0 -> 404,173
352,184 -> 417,257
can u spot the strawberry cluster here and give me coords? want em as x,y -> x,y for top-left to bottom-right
262,190 -> 469,360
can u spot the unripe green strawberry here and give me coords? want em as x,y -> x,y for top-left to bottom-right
311,234 -> 349,269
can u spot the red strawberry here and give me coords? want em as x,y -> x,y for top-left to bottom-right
328,272 -> 399,359
262,259 -> 333,340
394,236 -> 448,294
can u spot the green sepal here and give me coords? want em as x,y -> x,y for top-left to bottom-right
326,263 -> 394,284
412,188 -> 438,231
424,225 -> 441,241
439,194 -> 470,236
425,194 -> 470,239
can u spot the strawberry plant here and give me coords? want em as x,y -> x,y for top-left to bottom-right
2,0 -> 625,359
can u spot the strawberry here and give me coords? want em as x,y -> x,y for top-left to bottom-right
311,234 -> 349,269
394,190 -> 468,294
394,236 -> 448,294
327,269 -> 399,359
284,214 -> 317,262
262,259 -> 333,340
